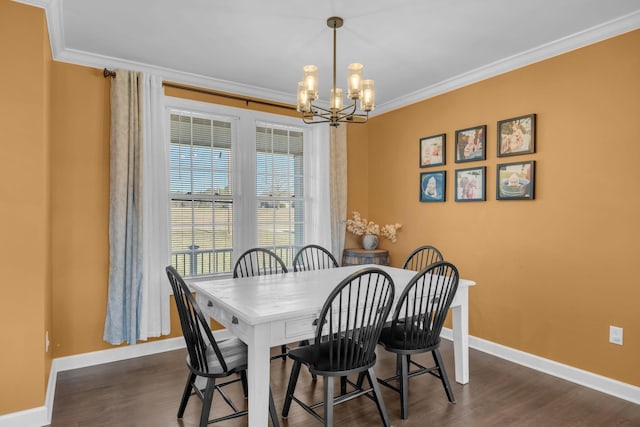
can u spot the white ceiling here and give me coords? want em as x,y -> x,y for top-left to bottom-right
35,0 -> 640,114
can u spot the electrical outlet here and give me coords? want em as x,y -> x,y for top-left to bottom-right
609,326 -> 623,345
45,330 -> 50,352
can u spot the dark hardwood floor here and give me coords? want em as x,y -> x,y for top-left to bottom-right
49,340 -> 639,427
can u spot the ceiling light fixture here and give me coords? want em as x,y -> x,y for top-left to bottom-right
296,17 -> 375,127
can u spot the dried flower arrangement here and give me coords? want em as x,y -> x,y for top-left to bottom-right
346,211 -> 402,243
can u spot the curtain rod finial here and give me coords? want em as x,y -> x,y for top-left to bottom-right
104,68 -> 116,78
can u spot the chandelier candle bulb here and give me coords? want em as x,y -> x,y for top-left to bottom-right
297,82 -> 310,112
303,65 -> 318,100
361,79 -> 375,111
348,63 -> 363,99
330,88 -> 343,110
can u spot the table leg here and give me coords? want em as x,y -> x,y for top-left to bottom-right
451,286 -> 469,384
247,323 -> 271,427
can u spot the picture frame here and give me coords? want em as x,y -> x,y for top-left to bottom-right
455,125 -> 486,163
420,171 -> 446,202
496,161 -> 535,200
455,166 -> 486,202
419,133 -> 446,168
497,114 -> 536,157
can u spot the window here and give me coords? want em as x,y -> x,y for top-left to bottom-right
256,125 -> 304,265
165,97 -> 328,278
169,110 -> 234,276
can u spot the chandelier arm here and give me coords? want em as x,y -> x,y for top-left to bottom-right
309,103 -> 333,114
344,114 -> 369,124
335,102 -> 358,116
307,109 -> 333,120
302,116 -> 332,125
346,113 -> 370,119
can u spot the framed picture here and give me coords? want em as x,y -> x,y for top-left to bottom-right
497,114 -> 536,157
496,161 -> 535,200
420,171 -> 446,202
455,125 -> 486,163
455,166 -> 486,202
419,133 -> 446,167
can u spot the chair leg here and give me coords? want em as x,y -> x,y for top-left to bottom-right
432,349 -> 456,403
399,354 -> 409,419
240,370 -> 249,398
355,372 -> 366,390
177,372 -> 196,418
299,340 -> 317,380
280,345 -> 288,360
199,378 -> 216,427
282,360 -> 302,418
324,376 -> 334,427
340,376 -> 347,395
269,389 -> 281,427
367,367 -> 391,427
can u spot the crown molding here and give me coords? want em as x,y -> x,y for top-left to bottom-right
375,9 -> 640,115
12,0 -> 49,7
15,1 -> 640,117
55,47 -> 299,106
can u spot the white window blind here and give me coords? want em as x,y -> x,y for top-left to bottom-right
256,125 -> 305,266
169,110 -> 233,276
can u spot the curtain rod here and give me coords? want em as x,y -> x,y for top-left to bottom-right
103,69 -> 295,111
162,81 -> 296,111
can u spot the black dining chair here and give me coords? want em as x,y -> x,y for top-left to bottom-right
165,266 -> 280,427
376,261 -> 459,420
282,267 -> 395,426
233,247 -> 288,278
233,248 -> 289,361
292,244 -> 339,272
292,244 -> 339,379
402,245 -> 444,271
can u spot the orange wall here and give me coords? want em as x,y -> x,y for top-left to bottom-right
0,1 -> 50,414
49,62 -> 112,356
348,30 -> 640,386
2,0 -> 638,416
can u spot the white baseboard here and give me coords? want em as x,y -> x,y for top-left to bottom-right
441,327 -> 640,405
52,337 -> 186,373
0,407 -> 48,427
3,330 -> 637,427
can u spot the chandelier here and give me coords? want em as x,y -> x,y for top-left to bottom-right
296,17 -> 375,127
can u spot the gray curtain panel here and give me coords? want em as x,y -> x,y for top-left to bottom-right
104,70 -> 144,345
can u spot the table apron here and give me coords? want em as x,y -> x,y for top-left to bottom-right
196,294 -> 319,346
196,293 -> 464,348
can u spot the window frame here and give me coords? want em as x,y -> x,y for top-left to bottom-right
168,109 -> 236,277
164,96 -> 329,277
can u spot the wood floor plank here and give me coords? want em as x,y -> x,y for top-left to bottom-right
48,340 -> 640,426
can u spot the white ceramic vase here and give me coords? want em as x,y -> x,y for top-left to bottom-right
361,234 -> 379,250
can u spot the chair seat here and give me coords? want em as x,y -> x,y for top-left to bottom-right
379,326 -> 440,353
288,339 -> 376,376
187,336 -> 248,376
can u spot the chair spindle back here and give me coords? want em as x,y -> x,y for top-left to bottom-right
293,244 -> 339,272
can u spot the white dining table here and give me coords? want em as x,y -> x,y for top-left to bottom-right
189,264 -> 476,427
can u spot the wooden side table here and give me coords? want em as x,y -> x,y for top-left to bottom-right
341,248 -> 390,266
